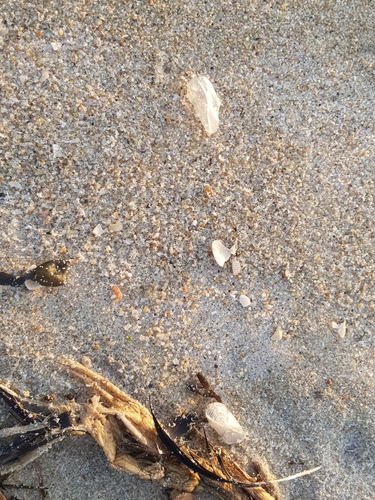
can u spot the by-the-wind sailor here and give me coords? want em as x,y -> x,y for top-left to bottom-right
205,402 -> 244,445
186,76 -> 220,136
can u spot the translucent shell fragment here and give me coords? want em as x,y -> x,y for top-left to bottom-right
211,240 -> 231,267
186,76 -> 220,136
205,402 -> 244,445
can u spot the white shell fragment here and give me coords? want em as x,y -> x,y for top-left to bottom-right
205,402 -> 244,445
109,221 -> 123,232
271,327 -> 283,341
25,280 -> 43,290
93,224 -> 104,237
239,294 -> 250,307
332,320 -> 346,338
51,41 -> 62,51
186,76 -> 220,135
232,259 -> 241,276
212,240 -> 231,267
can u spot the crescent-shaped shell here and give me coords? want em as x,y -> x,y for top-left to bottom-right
205,402 -> 244,445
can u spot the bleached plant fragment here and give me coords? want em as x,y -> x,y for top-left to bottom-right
205,402 -> 244,445
212,240 -> 231,267
186,76 -> 220,135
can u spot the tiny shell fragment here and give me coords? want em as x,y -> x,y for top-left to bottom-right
338,322 -> 346,338
232,259 -> 241,276
51,41 -> 62,51
212,240 -> 231,267
186,76 -> 220,136
25,280 -> 43,290
111,284 -> 122,302
109,221 -> 123,232
271,327 -> 283,341
239,294 -> 250,307
93,224 -> 104,237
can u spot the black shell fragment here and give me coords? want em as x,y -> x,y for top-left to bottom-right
0,260 -> 69,288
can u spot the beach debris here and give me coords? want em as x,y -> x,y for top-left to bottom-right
239,294 -> 250,308
92,224 -> 104,237
203,184 -> 214,197
51,41 -> 62,51
24,279 -> 43,290
332,320 -> 346,338
232,259 -> 241,275
187,373 -> 222,402
271,327 -> 283,341
8,181 -> 22,189
52,144 -> 63,158
211,240 -> 231,267
186,76 -> 220,136
0,357 -> 321,499
205,402 -> 244,445
111,284 -> 122,302
109,221 -> 123,232
0,260 -> 69,288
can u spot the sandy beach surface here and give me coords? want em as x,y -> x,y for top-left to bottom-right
0,1 -> 374,499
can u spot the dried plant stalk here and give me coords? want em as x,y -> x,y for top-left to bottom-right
56,356 -> 276,499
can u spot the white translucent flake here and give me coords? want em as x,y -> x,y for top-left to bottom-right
212,240 -> 231,267
9,181 -> 22,189
52,144 -> 63,158
205,402 -> 244,445
271,327 -> 283,341
93,224 -> 104,237
25,280 -> 43,290
186,76 -> 220,136
239,294 -> 250,307
109,221 -> 123,232
332,320 -> 346,338
232,259 -> 241,276
51,42 -> 62,51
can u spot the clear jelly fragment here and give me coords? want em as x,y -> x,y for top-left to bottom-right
186,76 -> 220,136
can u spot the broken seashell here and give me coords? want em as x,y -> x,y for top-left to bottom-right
24,279 -> 43,290
271,327 -> 283,341
205,402 -> 244,445
239,294 -> 250,307
186,76 -> 220,136
109,221 -> 123,232
211,240 -> 231,267
232,259 -> 241,276
93,224 -> 104,237
332,320 -> 346,338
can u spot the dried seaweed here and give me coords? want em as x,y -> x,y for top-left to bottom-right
0,358 -> 320,499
